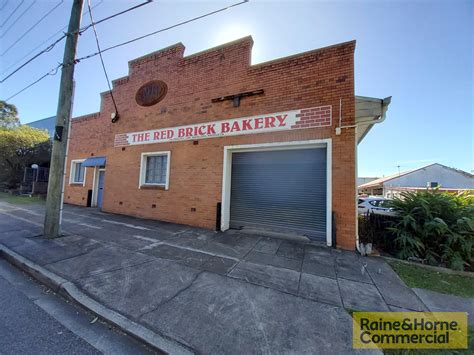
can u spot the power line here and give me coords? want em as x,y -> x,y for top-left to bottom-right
0,36 -> 65,84
0,0 -> 151,83
0,0 -> 104,76
76,0 -> 249,63
80,0 -> 152,34
86,0 -> 119,115
4,0 -> 249,102
1,1 -> 36,39
5,64 -> 62,101
0,0 -> 25,28
1,0 -> 64,56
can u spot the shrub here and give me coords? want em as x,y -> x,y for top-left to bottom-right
388,190 -> 473,271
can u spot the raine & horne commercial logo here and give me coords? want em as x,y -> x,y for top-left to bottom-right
352,312 -> 468,349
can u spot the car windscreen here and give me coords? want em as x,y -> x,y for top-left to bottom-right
379,200 -> 392,208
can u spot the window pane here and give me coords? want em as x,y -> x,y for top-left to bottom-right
161,156 -> 167,183
145,157 -> 153,182
74,162 -> 84,182
379,200 -> 391,208
145,155 -> 167,184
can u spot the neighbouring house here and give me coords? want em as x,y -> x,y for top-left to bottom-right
357,177 -> 379,186
63,37 -> 391,250
358,163 -> 474,198
18,116 -> 55,194
26,115 -> 56,138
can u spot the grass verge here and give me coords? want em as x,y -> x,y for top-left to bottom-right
0,192 -> 45,205
389,261 -> 474,298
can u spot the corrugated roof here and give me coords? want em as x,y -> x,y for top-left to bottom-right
358,163 -> 474,189
358,168 -> 417,188
25,116 -> 56,138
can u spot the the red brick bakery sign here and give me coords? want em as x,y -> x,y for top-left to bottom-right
114,106 -> 331,147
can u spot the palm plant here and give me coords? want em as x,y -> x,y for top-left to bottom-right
388,190 -> 473,271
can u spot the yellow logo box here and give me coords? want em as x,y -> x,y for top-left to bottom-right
353,312 -> 468,349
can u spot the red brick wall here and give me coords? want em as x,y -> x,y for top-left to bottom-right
65,37 -> 357,249
292,106 -> 332,129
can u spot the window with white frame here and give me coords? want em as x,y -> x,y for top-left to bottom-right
70,160 -> 85,184
139,151 -> 171,189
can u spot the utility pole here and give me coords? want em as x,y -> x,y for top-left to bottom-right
44,0 -> 84,238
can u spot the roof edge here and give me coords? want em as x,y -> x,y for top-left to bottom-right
184,35 -> 253,60
128,42 -> 185,67
250,40 -> 356,69
359,163 -> 473,189
25,115 -> 56,124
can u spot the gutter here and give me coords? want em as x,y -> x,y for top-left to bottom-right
355,96 -> 392,143
336,96 -> 392,139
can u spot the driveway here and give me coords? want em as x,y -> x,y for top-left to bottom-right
0,201 -> 427,353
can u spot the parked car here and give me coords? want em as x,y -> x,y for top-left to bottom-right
358,197 -> 397,216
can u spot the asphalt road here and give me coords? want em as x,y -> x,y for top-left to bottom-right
0,258 -> 155,355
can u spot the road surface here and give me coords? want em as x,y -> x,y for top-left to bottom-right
0,258 -> 155,354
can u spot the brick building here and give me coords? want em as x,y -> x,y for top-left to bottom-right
65,37 -> 390,250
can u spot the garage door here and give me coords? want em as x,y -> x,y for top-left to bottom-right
230,148 -> 327,240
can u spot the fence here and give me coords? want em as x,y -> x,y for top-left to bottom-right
358,212 -> 399,253
21,167 -> 49,194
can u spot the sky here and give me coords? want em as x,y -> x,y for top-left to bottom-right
0,0 -> 472,177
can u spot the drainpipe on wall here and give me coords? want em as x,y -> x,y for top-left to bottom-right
335,97 -> 391,253
355,123 -> 361,253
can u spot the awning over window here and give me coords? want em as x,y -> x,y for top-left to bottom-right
81,156 -> 106,167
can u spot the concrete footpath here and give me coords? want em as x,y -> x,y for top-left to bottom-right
0,201 -> 471,354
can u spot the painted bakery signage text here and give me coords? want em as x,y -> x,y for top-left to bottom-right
114,106 -> 332,147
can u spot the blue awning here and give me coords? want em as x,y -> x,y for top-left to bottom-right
82,156 -> 106,167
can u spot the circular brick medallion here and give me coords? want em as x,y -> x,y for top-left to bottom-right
135,80 -> 168,107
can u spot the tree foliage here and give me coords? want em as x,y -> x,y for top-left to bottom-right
0,125 -> 51,189
0,100 -> 20,128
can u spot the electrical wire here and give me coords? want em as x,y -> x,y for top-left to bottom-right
0,0 -> 104,76
0,1 -> 36,39
5,64 -> 62,101
75,0 -> 249,63
3,0 -> 249,102
79,0 -> 152,35
86,0 -> 119,115
0,0 -> 151,83
0,0 -> 25,28
0,36 -> 66,83
1,0 -> 64,56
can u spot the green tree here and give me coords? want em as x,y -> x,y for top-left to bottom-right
0,100 -> 20,128
0,126 -> 51,189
